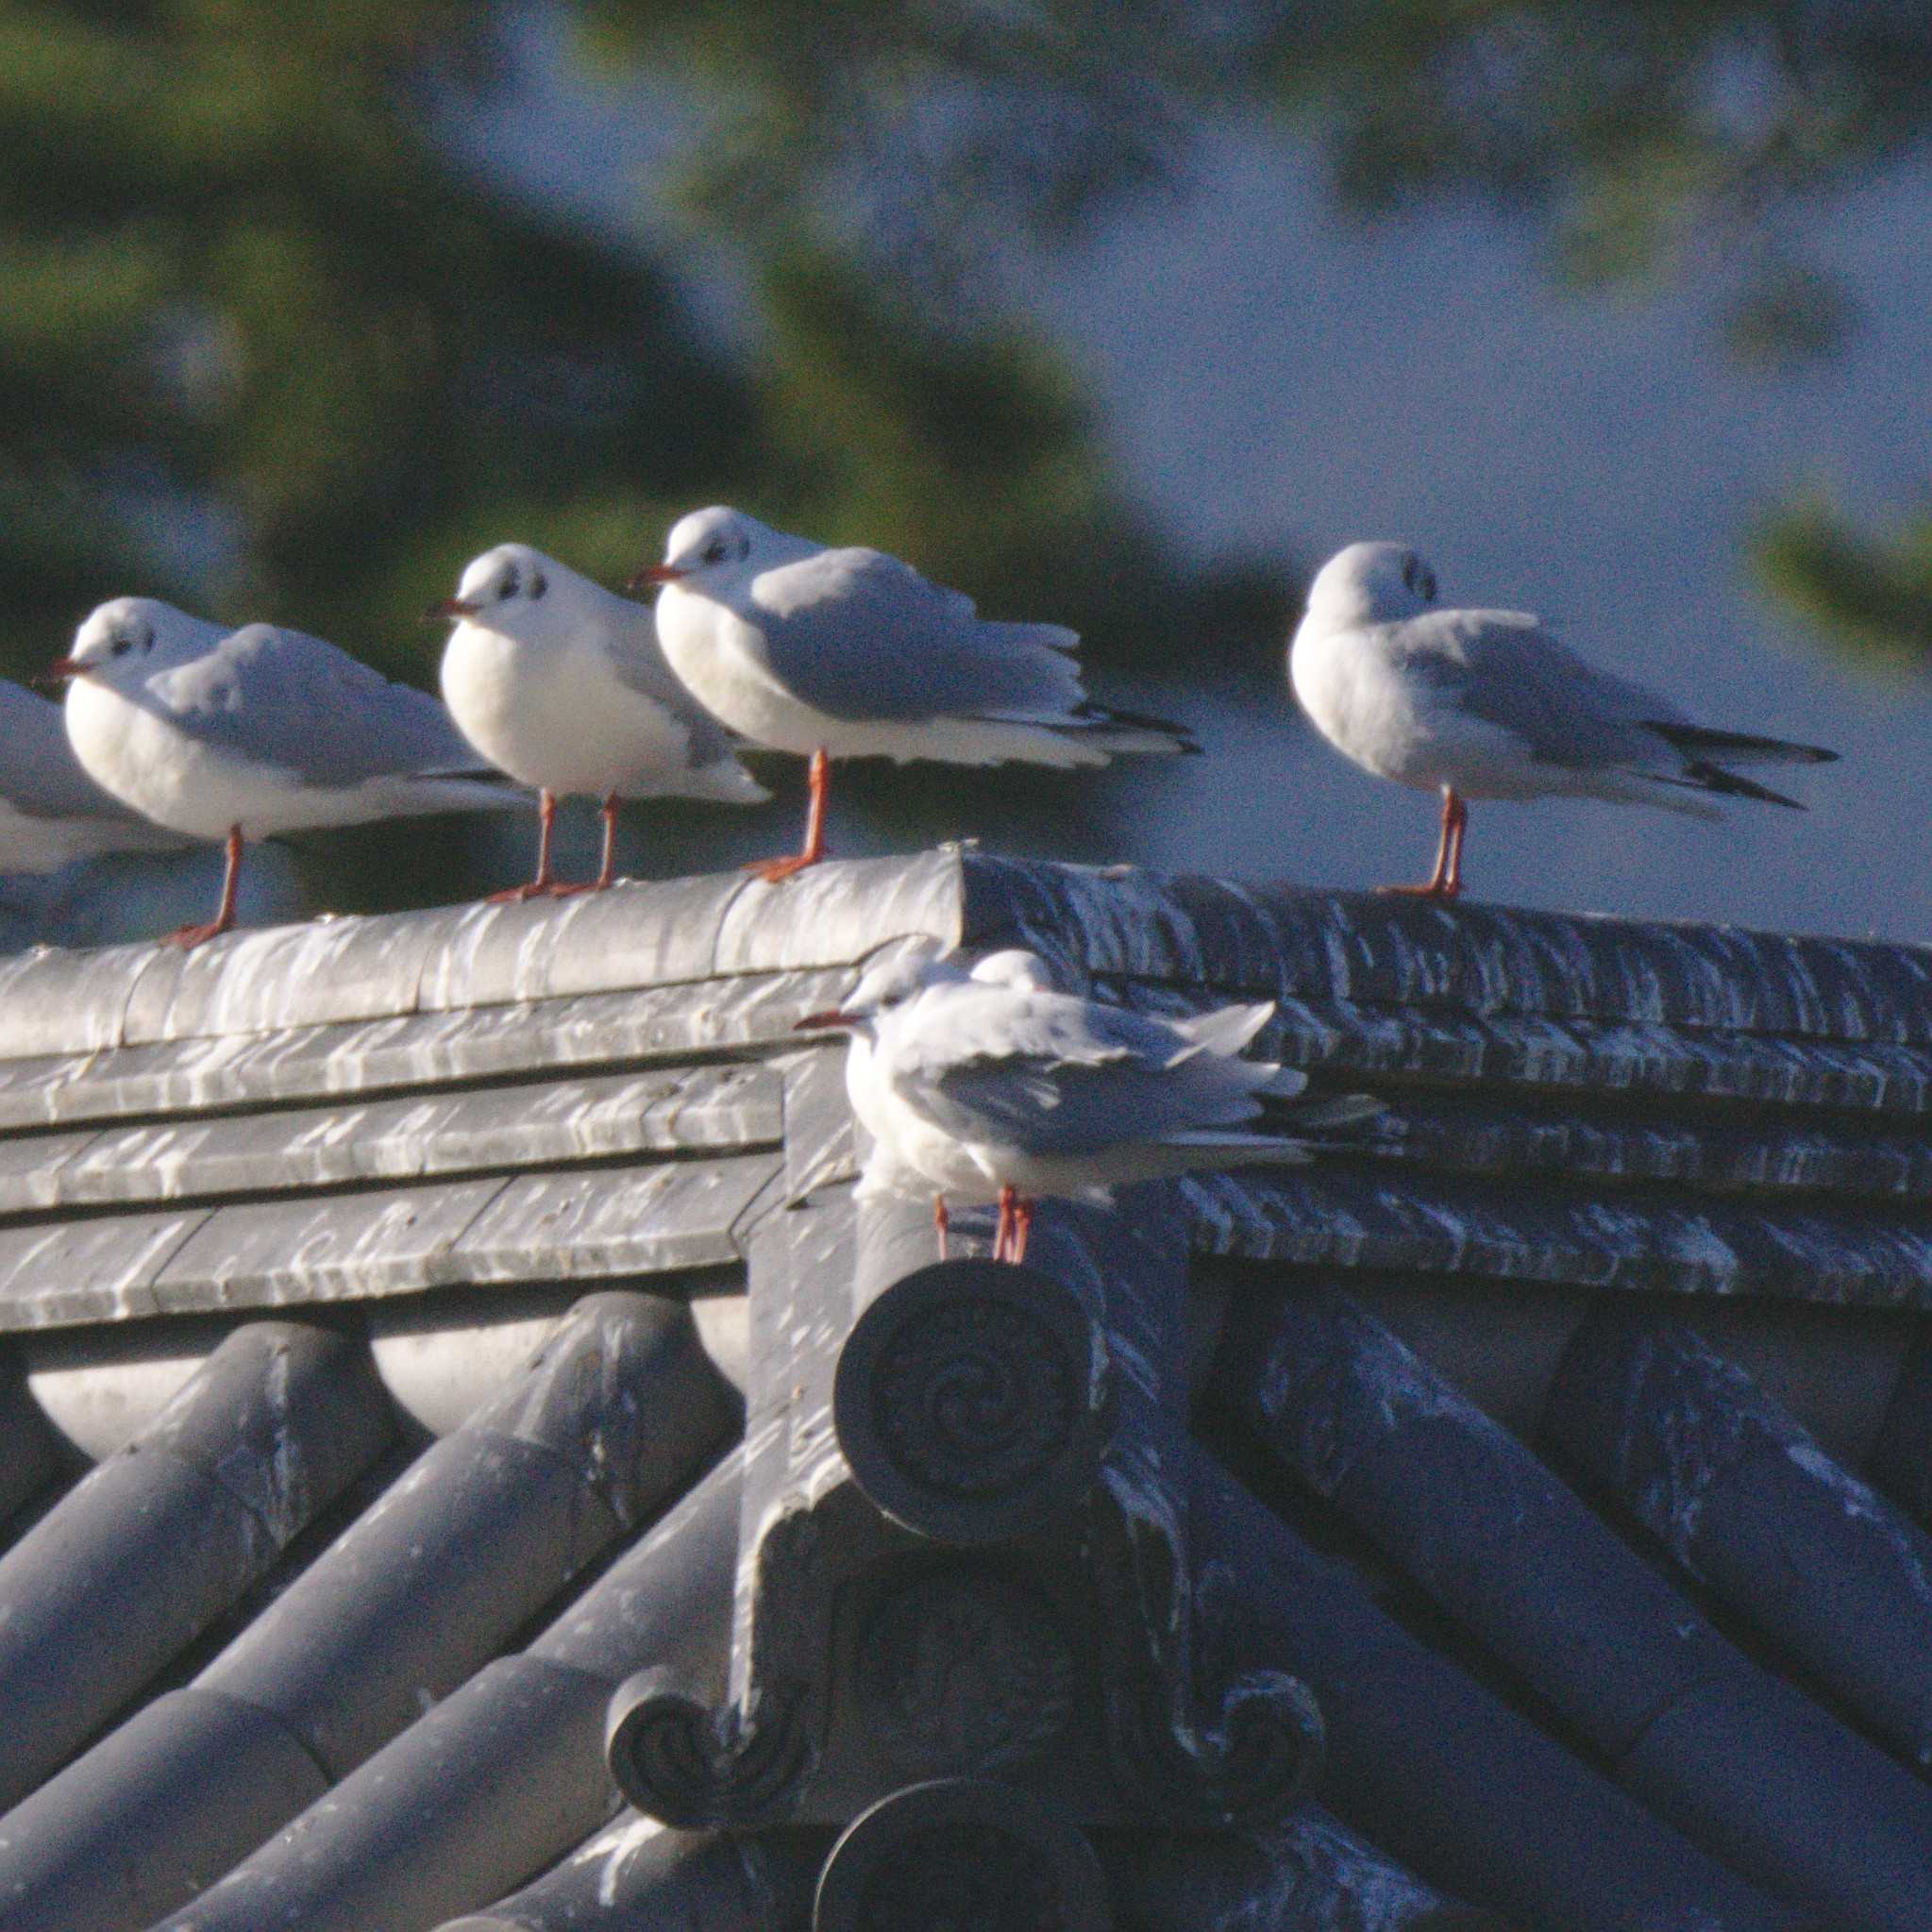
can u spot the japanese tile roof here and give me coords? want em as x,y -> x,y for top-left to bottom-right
0,850 -> 1927,1931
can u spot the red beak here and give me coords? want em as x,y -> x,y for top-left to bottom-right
625,563 -> 685,595
39,657 -> 87,686
792,1011 -> 852,1032
423,596 -> 480,623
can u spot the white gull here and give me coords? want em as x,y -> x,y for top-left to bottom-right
1289,542 -> 1838,899
431,543 -> 767,899
633,506 -> 1194,882
797,938 -> 1378,1262
55,596 -> 517,947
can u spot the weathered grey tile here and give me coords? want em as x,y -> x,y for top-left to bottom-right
960,858 -> 1932,1043
0,943 -> 168,1060
711,850 -> 963,975
1185,1168 -> 1932,1308
1117,986 -> 1932,1117
0,1132 -> 99,1213
119,908 -> 469,1044
36,1064 -> 781,1211
150,1179 -> 510,1314
418,874 -> 751,1011
450,1152 -> 780,1282
0,1209 -> 212,1329
0,973 -> 848,1132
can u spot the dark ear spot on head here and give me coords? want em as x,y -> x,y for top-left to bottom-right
529,570 -> 546,600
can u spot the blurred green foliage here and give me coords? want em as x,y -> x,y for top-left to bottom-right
0,0 -> 1277,705
1755,500 -> 1932,673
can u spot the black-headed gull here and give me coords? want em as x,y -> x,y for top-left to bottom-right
429,544 -> 768,899
0,679 -> 193,874
631,506 -> 1195,882
1290,542 -> 1839,899
53,596 -> 517,947
796,939 -> 1378,1262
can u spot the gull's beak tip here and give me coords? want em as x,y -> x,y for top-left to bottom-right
792,1010 -> 851,1032
423,597 -> 477,624
625,563 -> 681,596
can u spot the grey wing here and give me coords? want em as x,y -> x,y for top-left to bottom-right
894,996 -> 1268,1155
748,547 -> 1086,723
1393,609 -> 1688,770
0,681 -> 151,822
151,625 -> 494,785
600,610 -> 755,768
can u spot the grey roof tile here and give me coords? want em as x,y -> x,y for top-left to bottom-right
0,857 -> 1927,1932
0,1321 -> 392,1812
436,1817 -> 825,1932
1218,1285 -> 1932,1931
0,1294 -> 733,1932
35,1062 -> 779,1210
1544,1305 -> 1932,1770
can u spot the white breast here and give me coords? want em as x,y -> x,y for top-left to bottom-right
62,680 -> 281,842
441,622 -> 691,797
653,585 -> 831,756
1292,619 -> 1448,793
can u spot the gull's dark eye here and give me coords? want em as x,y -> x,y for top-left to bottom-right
701,540 -> 728,565
110,636 -> 132,658
529,570 -> 546,600
499,568 -> 519,601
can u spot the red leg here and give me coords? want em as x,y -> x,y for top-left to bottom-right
163,824 -> 244,949
1440,790 -> 1468,898
592,793 -> 620,891
1379,787 -> 1468,901
1009,1197 -> 1034,1266
994,1185 -> 1016,1262
746,748 -> 830,884
933,1195 -> 949,1262
489,790 -> 587,901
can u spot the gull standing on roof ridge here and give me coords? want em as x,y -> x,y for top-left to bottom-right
1289,542 -> 1840,900
429,543 -> 769,899
631,506 -> 1196,882
53,596 -> 520,948
0,679 -> 195,874
796,937 -> 1380,1263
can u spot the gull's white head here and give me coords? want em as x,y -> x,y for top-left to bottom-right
1303,543 -> 1440,630
794,937 -> 967,1035
55,597 -> 223,690
633,505 -> 795,597
968,949 -> 1055,993
430,544 -> 592,646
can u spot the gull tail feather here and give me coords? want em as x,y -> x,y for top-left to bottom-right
1170,1000 -> 1277,1059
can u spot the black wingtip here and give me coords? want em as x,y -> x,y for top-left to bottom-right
1645,721 -> 1839,765
1679,761 -> 1807,809
1077,701 -> 1201,754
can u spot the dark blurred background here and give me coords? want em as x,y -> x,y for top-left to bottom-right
6,1 -> 1932,943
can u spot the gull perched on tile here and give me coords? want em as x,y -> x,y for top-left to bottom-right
53,596 -> 518,947
1289,542 -> 1839,899
429,544 -> 768,899
632,506 -> 1195,882
0,679 -> 193,874
797,938 -> 1379,1263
